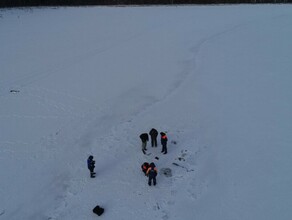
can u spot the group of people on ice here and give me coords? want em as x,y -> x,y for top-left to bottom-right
87,128 -> 168,187
139,128 -> 168,186
139,128 -> 168,155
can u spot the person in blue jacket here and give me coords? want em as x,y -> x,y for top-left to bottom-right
87,155 -> 96,178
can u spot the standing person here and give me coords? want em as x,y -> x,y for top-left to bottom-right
146,162 -> 158,186
87,155 -> 96,178
149,128 -> 158,147
160,132 -> 168,154
139,133 -> 149,154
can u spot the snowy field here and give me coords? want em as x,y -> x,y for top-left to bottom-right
1,4 -> 292,220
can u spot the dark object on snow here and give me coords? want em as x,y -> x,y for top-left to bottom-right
10,89 -> 20,93
172,162 -> 194,172
155,157 -> 159,160
172,162 -> 183,168
149,128 -> 158,147
92,205 -> 104,216
142,150 -> 151,155
87,155 -> 96,178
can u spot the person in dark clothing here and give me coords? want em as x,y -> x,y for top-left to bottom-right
141,162 -> 150,176
139,133 -> 149,154
87,155 -> 96,178
149,128 -> 158,147
146,162 -> 158,186
160,132 -> 168,154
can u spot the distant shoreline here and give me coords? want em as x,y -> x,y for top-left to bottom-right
1,0 -> 291,9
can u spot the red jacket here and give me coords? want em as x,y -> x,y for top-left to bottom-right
161,134 -> 168,146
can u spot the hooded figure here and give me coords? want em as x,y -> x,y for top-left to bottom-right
87,155 -> 96,178
160,132 -> 168,154
146,162 -> 158,186
149,128 -> 158,147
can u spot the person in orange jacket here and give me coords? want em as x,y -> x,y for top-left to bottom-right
160,132 -> 168,154
146,162 -> 158,186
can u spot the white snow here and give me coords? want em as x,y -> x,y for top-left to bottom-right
1,4 -> 292,220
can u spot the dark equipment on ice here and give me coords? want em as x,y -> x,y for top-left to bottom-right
92,205 -> 104,216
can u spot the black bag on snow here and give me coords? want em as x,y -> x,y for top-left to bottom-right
93,205 -> 104,216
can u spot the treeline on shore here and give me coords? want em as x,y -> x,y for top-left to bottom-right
0,0 -> 291,8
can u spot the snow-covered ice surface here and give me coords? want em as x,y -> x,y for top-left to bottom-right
1,4 -> 292,220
